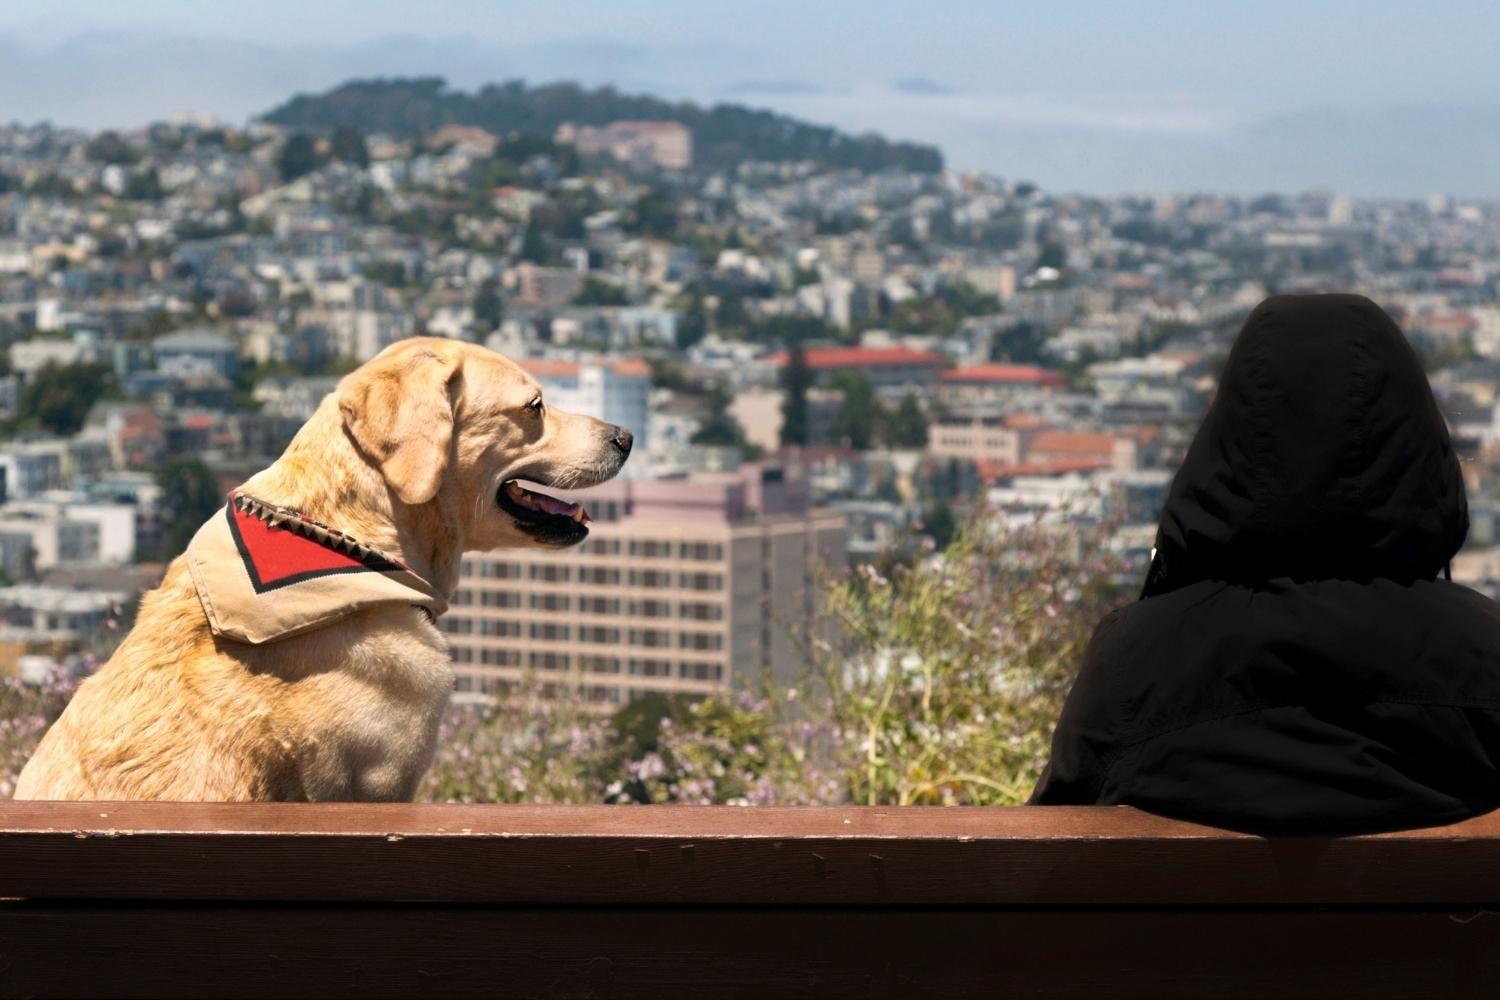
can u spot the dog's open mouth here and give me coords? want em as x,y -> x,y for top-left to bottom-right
496,480 -> 591,544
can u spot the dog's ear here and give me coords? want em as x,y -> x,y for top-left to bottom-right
339,345 -> 461,505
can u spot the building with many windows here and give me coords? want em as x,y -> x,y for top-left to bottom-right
442,464 -> 845,706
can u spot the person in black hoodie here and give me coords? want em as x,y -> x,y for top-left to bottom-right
1030,293 -> 1500,835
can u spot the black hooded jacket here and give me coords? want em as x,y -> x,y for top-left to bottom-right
1030,294 -> 1500,835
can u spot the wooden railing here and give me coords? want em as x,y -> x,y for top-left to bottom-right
2,802 -> 1499,998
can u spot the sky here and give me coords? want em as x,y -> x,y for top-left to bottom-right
4,1 -> 1500,196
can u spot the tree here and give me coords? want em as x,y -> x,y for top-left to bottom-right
675,299 -> 708,350
84,131 -> 138,165
778,342 -> 812,447
517,219 -> 548,263
277,132 -> 319,183
330,125 -> 370,168
123,167 -> 163,202
830,371 -> 879,450
921,501 -> 958,550
24,173 -> 78,200
572,276 -> 630,307
1035,239 -> 1067,271
216,286 -> 259,318
991,322 -> 1049,365
648,359 -> 693,393
123,309 -> 182,343
152,459 -> 222,561
361,260 -> 409,288
690,382 -> 747,448
633,190 -> 677,238
882,393 -> 928,449
629,516 -> 1127,806
472,277 -> 503,333
16,362 -> 115,436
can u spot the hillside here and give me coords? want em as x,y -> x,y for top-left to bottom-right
259,77 -> 944,174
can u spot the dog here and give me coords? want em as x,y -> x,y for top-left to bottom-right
14,337 -> 631,801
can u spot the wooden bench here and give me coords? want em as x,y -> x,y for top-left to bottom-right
2,802 -> 1498,998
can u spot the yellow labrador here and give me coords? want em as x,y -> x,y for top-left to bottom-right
14,338 -> 631,801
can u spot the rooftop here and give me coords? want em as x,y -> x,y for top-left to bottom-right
520,357 -> 652,378
767,346 -> 947,369
1028,430 -> 1118,452
940,364 -> 1065,386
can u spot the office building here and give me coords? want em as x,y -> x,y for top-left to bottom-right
443,465 -> 845,706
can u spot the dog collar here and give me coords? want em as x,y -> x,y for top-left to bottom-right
185,492 -> 448,645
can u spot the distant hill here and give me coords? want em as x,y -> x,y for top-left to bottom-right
259,77 -> 944,174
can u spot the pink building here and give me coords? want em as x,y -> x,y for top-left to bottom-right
443,465 -> 845,706
555,121 -> 693,170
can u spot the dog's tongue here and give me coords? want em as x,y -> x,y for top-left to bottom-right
536,494 -> 591,523
535,494 -> 577,517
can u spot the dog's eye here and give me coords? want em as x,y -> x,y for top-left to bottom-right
527,396 -> 544,416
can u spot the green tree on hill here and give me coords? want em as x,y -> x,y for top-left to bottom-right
691,382 -> 749,450
1035,239 -> 1067,271
517,219 -> 548,263
778,342 -> 812,447
123,167 -> 164,202
330,125 -> 370,168
277,132 -> 319,183
991,322 -> 1048,365
16,362 -> 116,436
472,277 -> 504,333
260,77 -> 944,173
830,370 -> 878,450
573,277 -> 630,307
84,131 -> 138,165
633,190 -> 677,238
152,459 -> 223,561
882,393 -> 929,449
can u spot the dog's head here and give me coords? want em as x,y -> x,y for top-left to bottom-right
337,338 -> 632,549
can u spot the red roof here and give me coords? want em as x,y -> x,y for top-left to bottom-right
521,358 -> 651,378
940,364 -> 1064,387
1026,430 -> 1117,458
612,359 -> 652,377
768,346 -> 946,370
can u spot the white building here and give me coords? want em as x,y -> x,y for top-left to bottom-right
0,584 -> 129,641
1086,355 -> 1200,416
0,441 -> 67,501
520,358 -> 652,455
0,496 -> 137,573
10,338 -> 86,377
32,494 -> 138,565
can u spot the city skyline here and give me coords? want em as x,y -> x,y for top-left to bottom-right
4,2 -> 1500,197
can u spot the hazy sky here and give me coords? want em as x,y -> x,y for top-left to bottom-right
5,2 -> 1500,196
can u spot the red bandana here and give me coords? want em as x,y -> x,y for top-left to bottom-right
186,492 -> 447,644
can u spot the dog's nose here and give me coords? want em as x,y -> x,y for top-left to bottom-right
611,426 -> 634,455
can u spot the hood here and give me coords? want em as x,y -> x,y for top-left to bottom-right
1144,294 -> 1467,597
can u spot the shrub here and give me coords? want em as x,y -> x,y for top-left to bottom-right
635,516 -> 1124,806
0,664 -> 83,799
419,681 -> 617,803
